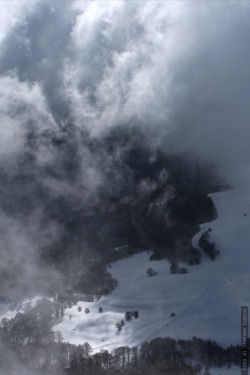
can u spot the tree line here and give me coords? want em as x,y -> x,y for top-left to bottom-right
0,301 -> 243,375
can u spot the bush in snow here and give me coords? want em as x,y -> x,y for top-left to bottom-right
146,267 -> 157,277
170,262 -> 179,274
170,262 -> 188,274
133,310 -> 139,319
125,310 -> 139,321
115,319 -> 125,333
125,311 -> 133,321
179,267 -> 188,274
198,230 -> 219,260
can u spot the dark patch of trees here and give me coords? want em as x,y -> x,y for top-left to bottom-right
0,124 -> 224,302
170,262 -> 188,274
0,311 -> 242,375
198,230 -> 219,260
73,263 -> 118,298
0,298 -> 240,375
115,311 -> 139,333
146,267 -> 157,277
115,319 -> 125,333
187,246 -> 202,265
125,311 -> 139,321
167,192 -> 217,226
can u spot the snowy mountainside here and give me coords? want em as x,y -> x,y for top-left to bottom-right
55,186 -> 250,352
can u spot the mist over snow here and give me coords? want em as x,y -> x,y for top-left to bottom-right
0,0 -> 249,304
0,2 -> 249,374
55,183 -> 250,351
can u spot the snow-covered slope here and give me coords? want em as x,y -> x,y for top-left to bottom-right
55,187 -> 250,352
210,365 -> 239,375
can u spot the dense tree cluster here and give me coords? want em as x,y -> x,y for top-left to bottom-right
0,321 -> 243,375
125,311 -> 139,321
0,299 -> 64,347
0,126 -> 227,375
0,125 -> 223,303
115,319 -> 125,333
115,311 -> 139,333
198,230 -> 219,261
170,262 -> 188,274
146,267 -> 157,277
0,298 -> 242,375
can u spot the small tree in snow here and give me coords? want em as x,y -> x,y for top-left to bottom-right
133,311 -> 139,319
146,267 -> 157,277
125,311 -> 132,321
179,267 -> 188,274
115,321 -> 123,333
170,262 -> 179,274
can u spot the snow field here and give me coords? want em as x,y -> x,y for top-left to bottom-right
56,187 -> 250,353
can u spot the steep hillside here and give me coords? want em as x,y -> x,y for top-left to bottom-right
55,186 -> 249,352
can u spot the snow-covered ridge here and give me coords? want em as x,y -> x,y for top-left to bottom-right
55,187 -> 250,352
1,187 -> 249,358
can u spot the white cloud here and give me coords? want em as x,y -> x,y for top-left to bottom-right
0,1 -> 38,44
1,1 -> 250,181
61,1 -> 250,184
0,73 -> 56,166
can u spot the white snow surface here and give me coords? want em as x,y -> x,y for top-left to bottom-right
55,187 -> 250,353
210,365 -> 239,375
